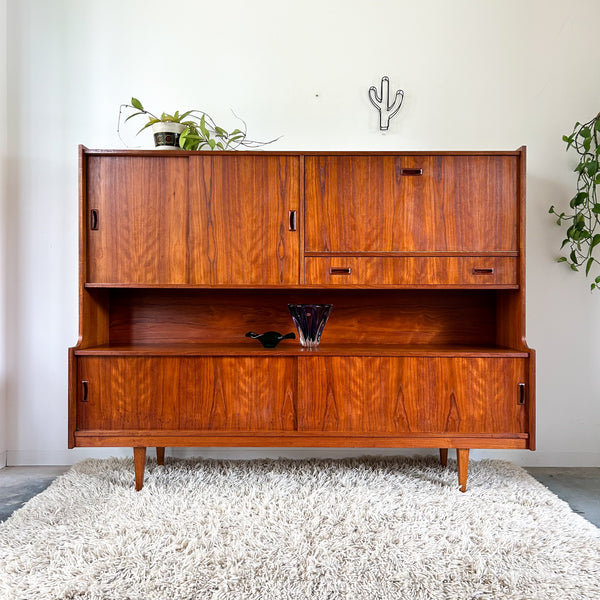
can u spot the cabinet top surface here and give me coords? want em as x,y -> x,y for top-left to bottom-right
80,146 -> 525,157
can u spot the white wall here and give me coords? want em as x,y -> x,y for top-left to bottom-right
5,0 -> 600,466
0,0 -> 7,468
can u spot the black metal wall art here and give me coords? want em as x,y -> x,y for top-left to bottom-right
369,76 -> 404,131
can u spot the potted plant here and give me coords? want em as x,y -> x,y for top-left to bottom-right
118,97 -> 278,151
549,112 -> 600,289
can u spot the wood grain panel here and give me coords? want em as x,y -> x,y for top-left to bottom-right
188,155 -> 300,285
298,357 -> 528,434
179,357 -> 296,431
77,357 -> 297,432
86,156 -> 188,284
305,256 -> 518,286
305,155 -> 518,252
107,289 -> 497,346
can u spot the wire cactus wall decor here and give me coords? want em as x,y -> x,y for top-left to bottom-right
368,76 -> 404,131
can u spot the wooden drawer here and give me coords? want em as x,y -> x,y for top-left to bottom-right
77,357 -> 297,432
304,256 -> 518,286
298,356 -> 529,434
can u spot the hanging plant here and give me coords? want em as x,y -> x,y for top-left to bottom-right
549,112 -> 600,289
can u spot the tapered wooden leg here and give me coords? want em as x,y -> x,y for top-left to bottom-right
133,447 -> 146,491
439,448 -> 449,467
156,447 -> 165,465
457,448 -> 469,492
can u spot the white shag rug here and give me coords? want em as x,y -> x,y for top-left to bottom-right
0,456 -> 599,600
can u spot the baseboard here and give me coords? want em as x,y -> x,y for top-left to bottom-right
6,447 -> 600,467
0,450 -> 7,468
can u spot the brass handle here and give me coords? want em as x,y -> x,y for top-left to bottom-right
81,380 -> 89,403
400,168 -> 423,176
288,210 -> 297,231
329,267 -> 351,275
472,267 -> 494,275
90,209 -> 99,230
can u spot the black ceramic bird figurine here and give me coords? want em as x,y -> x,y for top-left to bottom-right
245,331 -> 296,348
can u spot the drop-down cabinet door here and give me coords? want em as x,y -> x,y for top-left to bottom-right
304,155 -> 519,253
188,155 -> 301,285
86,156 -> 189,284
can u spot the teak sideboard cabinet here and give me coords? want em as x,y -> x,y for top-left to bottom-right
69,146 -> 536,491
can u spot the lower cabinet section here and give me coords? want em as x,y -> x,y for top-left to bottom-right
76,354 -> 528,436
73,352 -> 532,492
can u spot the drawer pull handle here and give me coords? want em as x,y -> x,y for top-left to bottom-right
400,168 -> 423,176
518,383 -> 526,405
90,209 -> 99,230
330,267 -> 352,275
288,210 -> 297,231
472,267 -> 494,275
81,380 -> 89,403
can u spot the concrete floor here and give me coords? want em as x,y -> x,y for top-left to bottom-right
524,467 -> 600,528
0,465 -> 598,527
0,466 -> 69,522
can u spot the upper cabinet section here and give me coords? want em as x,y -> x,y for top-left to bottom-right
87,156 -> 189,284
83,149 -> 523,287
304,155 -> 519,253
188,155 -> 300,286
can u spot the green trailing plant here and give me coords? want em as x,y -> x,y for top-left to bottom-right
118,97 -> 278,151
549,112 -> 600,289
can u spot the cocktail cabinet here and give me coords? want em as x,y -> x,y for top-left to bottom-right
69,146 -> 535,490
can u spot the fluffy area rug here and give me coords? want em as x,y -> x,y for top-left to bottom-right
0,456 -> 598,600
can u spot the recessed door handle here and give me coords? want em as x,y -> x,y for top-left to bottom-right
288,210 -> 297,231
472,267 -> 494,275
329,267 -> 352,275
400,168 -> 423,176
81,380 -> 89,403
90,209 -> 99,230
517,383 -> 526,405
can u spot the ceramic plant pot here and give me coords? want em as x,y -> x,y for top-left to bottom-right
151,122 -> 186,149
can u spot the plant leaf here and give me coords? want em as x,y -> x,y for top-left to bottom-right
124,111 -> 146,123
131,97 -> 143,110
200,114 -> 210,139
586,257 -> 595,275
